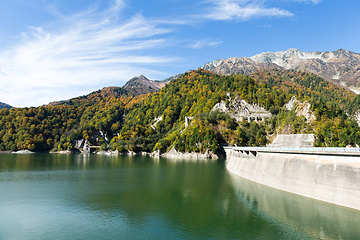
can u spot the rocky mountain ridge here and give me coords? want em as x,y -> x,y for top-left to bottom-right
200,48 -> 360,92
0,102 -> 13,109
201,57 -> 279,76
123,75 -> 167,96
47,75 -> 164,106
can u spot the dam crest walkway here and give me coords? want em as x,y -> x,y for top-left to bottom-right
224,146 -> 360,157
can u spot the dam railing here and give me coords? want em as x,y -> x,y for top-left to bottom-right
224,146 -> 360,156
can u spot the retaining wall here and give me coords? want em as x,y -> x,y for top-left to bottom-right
226,148 -> 360,210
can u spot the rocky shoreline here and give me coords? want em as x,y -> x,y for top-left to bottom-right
0,150 -> 34,154
1,147 -> 224,160
161,146 -> 223,160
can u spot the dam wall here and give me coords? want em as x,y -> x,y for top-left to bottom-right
225,147 -> 360,210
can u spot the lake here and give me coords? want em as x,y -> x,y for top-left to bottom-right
0,153 -> 360,239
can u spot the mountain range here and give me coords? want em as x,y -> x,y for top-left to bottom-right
46,48 -> 360,108
2,48 -> 360,110
200,48 -> 360,93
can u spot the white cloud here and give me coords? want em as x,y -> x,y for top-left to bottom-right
295,0 -> 322,4
0,0 -> 319,107
0,2 -> 177,107
190,40 -> 222,49
204,0 -> 293,21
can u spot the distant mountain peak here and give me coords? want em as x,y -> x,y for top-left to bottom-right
201,55 -> 280,76
47,74 -> 167,106
200,48 -> 360,92
123,75 -> 167,96
0,102 -> 13,109
250,48 -> 358,65
133,75 -> 149,81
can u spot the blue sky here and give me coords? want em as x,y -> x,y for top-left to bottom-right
0,0 -> 359,107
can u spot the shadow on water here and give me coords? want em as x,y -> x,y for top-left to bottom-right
228,171 -> 360,240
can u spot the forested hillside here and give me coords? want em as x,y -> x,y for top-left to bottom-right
0,87 -> 147,152
1,69 -> 360,153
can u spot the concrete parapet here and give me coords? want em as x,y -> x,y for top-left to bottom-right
227,146 -> 360,156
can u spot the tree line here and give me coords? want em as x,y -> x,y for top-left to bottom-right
1,69 -> 360,153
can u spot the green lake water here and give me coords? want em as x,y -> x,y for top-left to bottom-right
1,153 -> 360,239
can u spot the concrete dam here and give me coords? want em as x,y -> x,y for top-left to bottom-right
225,146 -> 360,211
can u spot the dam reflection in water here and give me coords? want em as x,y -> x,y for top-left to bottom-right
229,172 -> 360,240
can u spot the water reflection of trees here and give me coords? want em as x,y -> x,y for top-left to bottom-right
67,157 -> 311,239
2,154 -> 356,239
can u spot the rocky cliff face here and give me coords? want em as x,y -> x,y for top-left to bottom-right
201,57 -> 280,75
200,48 -> 360,92
72,130 -> 108,153
211,93 -> 271,122
351,111 -> 360,127
285,96 -> 315,123
162,146 -> 221,159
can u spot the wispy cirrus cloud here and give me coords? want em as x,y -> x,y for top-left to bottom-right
203,0 -> 293,21
189,39 -> 222,49
0,0 -> 322,107
0,1 -> 177,107
295,0 -> 322,4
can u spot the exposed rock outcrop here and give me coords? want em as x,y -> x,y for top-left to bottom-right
72,130 -> 108,153
127,151 -> 136,156
14,150 -> 34,154
57,150 -> 72,154
96,150 -> 119,156
162,146 -> 222,160
285,96 -> 315,122
351,111 -> 360,127
150,150 -> 160,158
150,116 -> 163,130
284,96 -> 297,111
72,139 -> 90,153
212,93 -> 271,122
73,139 -> 86,149
90,130 -> 108,144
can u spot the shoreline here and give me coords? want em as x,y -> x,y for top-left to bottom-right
0,147 -> 225,160
160,146 -> 223,160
